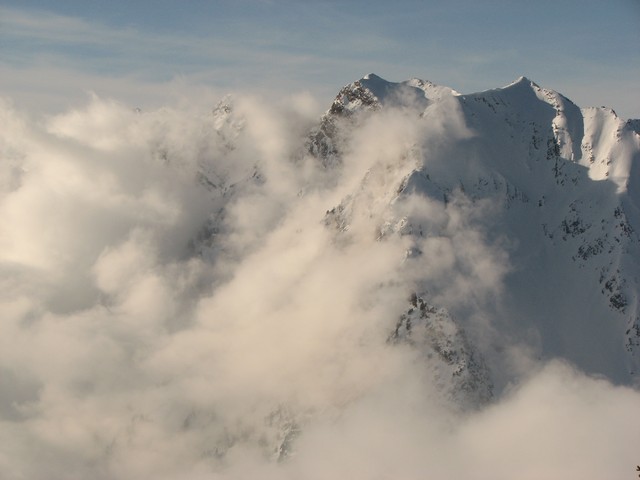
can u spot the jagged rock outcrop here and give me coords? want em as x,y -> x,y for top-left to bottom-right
389,294 -> 493,408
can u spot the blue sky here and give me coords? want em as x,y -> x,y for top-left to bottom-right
1,0 -> 639,118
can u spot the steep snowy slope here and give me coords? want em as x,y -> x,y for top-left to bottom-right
184,74 -> 640,457
311,74 -> 640,387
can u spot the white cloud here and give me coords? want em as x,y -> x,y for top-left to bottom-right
284,361 -> 640,480
0,91 -> 638,480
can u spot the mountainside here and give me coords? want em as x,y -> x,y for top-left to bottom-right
304,73 -> 640,387
183,73 -> 640,459
186,74 -> 640,454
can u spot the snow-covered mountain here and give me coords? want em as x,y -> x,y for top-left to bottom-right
174,73 -> 640,460
193,72 -> 640,396
147,72 -> 640,462
303,73 -> 640,389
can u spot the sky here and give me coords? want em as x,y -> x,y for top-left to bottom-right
1,0 -> 640,118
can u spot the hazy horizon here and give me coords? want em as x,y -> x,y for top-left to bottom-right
1,0 -> 639,119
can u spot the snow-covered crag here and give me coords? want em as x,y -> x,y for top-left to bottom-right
310,73 -> 640,386
389,293 -> 493,408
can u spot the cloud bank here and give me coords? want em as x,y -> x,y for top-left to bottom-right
0,93 -> 638,479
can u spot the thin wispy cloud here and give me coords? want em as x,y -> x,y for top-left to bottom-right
0,6 -> 257,69
0,5 -> 394,70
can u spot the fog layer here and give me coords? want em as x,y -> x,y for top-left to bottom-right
0,94 -> 638,479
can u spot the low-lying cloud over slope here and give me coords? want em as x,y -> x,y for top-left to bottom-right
0,92 -> 638,479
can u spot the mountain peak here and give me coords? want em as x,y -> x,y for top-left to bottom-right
514,75 -> 532,84
358,73 -> 396,102
503,75 -> 539,90
362,73 -> 384,81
